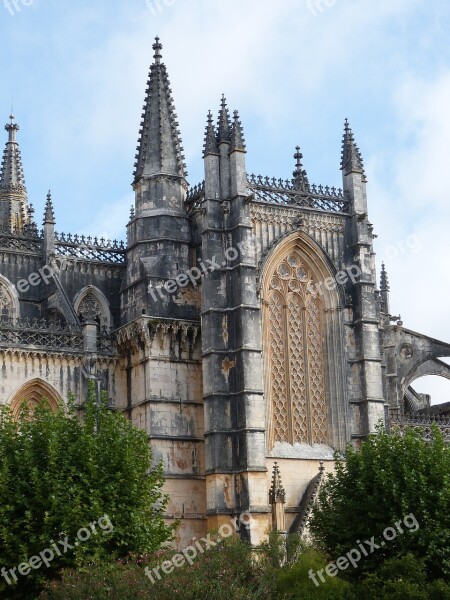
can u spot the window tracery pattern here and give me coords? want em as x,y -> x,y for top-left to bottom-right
77,292 -> 102,325
265,249 -> 328,445
0,284 -> 13,318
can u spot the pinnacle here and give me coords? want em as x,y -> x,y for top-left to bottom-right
269,462 -> 286,504
217,94 -> 231,144
230,110 -> 246,152
292,145 -> 309,191
133,38 -> 187,183
341,119 -> 366,180
43,190 -> 56,224
203,110 -> 219,157
380,262 -> 390,292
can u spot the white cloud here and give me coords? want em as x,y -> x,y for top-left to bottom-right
370,71 -> 450,402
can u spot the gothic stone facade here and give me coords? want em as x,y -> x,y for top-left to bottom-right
1,38 -> 450,547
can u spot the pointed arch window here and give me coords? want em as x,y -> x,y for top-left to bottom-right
265,250 -> 328,445
78,292 -> 103,327
0,283 -> 14,320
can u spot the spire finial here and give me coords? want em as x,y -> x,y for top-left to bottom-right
5,113 -> 19,143
153,36 -> 163,64
230,109 -> 246,153
217,94 -> 231,144
292,145 -> 309,191
203,110 -> 219,157
43,190 -> 56,224
341,119 -> 366,181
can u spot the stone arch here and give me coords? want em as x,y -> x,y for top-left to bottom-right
260,231 -> 347,451
0,274 -> 19,320
73,285 -> 112,329
8,378 -> 62,421
404,359 -> 450,391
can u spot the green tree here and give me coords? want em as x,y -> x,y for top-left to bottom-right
0,384 -> 172,599
310,425 -> 450,581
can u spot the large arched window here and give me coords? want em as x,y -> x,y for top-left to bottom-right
263,246 -> 329,447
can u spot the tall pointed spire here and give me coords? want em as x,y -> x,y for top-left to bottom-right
0,114 -> 29,232
341,119 -> 367,181
230,110 -> 246,153
133,37 -> 187,184
203,110 -> 219,157
217,95 -> 231,144
43,190 -> 55,224
292,146 -> 309,191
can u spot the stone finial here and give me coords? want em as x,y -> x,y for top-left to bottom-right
269,462 -> 286,504
5,114 -> 19,142
152,36 -> 163,64
292,145 -> 309,191
203,110 -> 219,157
43,190 -> 56,225
341,118 -> 367,181
133,37 -> 187,183
217,94 -> 231,144
230,110 -> 246,153
130,204 -> 135,220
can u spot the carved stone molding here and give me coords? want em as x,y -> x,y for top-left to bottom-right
115,317 -> 201,359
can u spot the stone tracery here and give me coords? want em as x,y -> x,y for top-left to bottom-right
264,248 -> 328,445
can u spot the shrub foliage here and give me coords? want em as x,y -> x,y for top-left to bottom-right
0,384 -> 172,599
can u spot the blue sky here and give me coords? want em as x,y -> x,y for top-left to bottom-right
1,0 -> 450,401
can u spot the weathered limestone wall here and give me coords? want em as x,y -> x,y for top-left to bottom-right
0,350 -> 117,409
116,317 -> 206,546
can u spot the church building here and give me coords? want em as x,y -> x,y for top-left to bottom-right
1,38 -> 449,547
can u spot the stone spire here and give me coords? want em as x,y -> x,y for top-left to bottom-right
341,118 -> 367,181
0,114 -> 29,232
230,110 -> 246,153
292,145 -> 309,191
217,94 -> 231,144
203,110 -> 219,157
43,190 -> 55,224
380,262 -> 390,315
133,37 -> 187,184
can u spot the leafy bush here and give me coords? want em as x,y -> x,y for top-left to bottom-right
40,536 -> 450,600
0,384 -> 172,599
310,425 -> 450,581
41,537 -> 274,600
